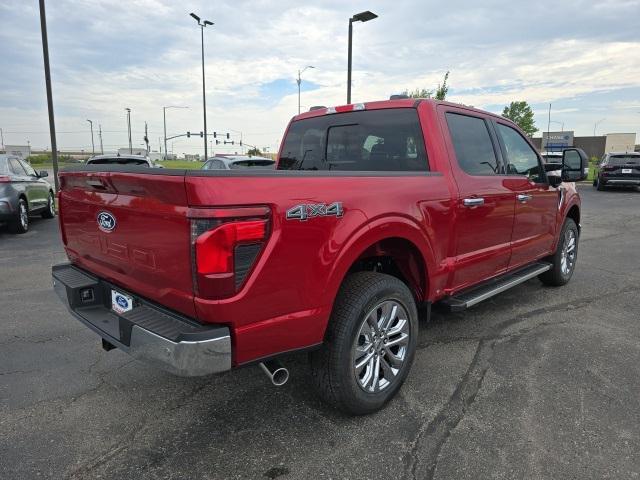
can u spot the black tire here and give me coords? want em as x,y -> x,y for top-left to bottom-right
309,272 -> 418,415
42,191 -> 56,219
9,198 -> 29,234
596,176 -> 606,191
539,218 -> 579,287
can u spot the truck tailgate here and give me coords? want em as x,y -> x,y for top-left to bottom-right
58,169 -> 196,318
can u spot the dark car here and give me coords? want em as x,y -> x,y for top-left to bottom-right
594,152 -> 640,190
0,155 -> 56,233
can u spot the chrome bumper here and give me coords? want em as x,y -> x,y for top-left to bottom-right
52,263 -> 231,377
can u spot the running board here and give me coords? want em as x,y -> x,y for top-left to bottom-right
440,262 -> 552,312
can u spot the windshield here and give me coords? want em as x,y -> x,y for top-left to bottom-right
87,157 -> 149,166
229,159 -> 275,169
609,155 -> 640,165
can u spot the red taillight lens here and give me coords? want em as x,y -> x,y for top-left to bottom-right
0,175 -> 10,183
195,220 -> 266,274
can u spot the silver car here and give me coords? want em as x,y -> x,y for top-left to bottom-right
0,155 -> 55,233
202,155 -> 275,171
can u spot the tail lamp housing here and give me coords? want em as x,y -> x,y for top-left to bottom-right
190,207 -> 270,299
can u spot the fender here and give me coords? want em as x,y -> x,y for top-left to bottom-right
321,214 -> 438,313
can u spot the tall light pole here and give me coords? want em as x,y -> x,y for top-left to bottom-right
98,124 -> 104,154
163,106 -> 188,160
190,12 -> 213,161
347,10 -> 377,104
594,118 -> 606,136
297,66 -> 314,114
39,0 -> 59,190
86,119 -> 95,155
125,108 -> 132,153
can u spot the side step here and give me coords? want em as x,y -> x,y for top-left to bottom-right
440,262 -> 552,312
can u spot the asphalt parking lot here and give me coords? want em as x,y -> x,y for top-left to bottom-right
1,184 -> 639,480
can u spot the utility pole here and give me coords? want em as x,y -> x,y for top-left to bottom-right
547,103 -> 551,151
144,121 -> 149,154
297,66 -> 314,115
87,119 -> 95,155
98,124 -> 104,154
125,107 -> 132,153
39,0 -> 59,190
0,127 -> 4,150
190,13 -> 214,161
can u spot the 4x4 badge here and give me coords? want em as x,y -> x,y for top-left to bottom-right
286,202 -> 343,221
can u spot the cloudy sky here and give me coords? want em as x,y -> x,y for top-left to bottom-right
1,0 -> 639,156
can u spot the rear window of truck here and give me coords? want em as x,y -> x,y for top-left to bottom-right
278,108 -> 428,171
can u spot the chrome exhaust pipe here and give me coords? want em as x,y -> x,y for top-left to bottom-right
259,359 -> 289,386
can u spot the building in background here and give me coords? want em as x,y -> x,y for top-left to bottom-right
604,133 -> 636,153
532,132 -> 636,159
4,145 -> 31,161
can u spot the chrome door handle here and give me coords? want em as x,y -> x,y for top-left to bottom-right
463,197 -> 484,207
517,194 -> 532,203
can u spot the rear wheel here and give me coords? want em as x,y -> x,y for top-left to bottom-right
539,218 -> 579,286
9,198 -> 29,234
42,191 -> 56,219
309,272 -> 418,415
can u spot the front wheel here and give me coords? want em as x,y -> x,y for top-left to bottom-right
9,198 -> 29,234
539,218 -> 579,286
596,177 -> 606,191
309,272 -> 418,415
42,191 -> 56,219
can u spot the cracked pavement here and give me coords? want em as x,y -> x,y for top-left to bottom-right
1,185 -> 639,479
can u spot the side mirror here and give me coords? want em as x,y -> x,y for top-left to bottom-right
39,170 -> 49,178
561,148 -> 588,182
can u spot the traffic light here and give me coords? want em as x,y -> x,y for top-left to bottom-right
187,131 -> 191,138
226,133 -> 230,139
213,132 -> 217,138
239,141 -> 243,147
200,131 -> 203,138
216,140 -> 220,145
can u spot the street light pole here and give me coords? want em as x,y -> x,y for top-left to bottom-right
125,108 -> 132,153
86,119 -> 95,155
38,0 -> 59,190
98,124 -> 103,154
297,66 -> 314,115
190,13 -> 214,161
347,10 -> 377,104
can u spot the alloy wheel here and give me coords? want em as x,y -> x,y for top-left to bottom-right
560,229 -> 576,276
19,201 -> 28,230
353,300 -> 410,393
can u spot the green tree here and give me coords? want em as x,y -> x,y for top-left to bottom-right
502,101 -> 538,137
404,71 -> 450,100
246,147 -> 262,156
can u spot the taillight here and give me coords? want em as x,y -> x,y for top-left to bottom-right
190,207 -> 270,299
0,175 -> 10,182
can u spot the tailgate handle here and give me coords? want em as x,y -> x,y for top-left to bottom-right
86,179 -> 108,190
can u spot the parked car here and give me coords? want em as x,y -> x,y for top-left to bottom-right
540,151 -> 563,164
593,152 -> 640,190
0,155 -> 55,233
202,155 -> 275,170
52,98 -> 587,414
86,154 -> 161,168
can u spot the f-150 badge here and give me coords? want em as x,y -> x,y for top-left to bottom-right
286,202 -> 343,221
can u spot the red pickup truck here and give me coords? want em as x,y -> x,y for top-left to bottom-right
52,98 -> 588,414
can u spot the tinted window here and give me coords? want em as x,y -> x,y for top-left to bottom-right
8,158 -> 26,175
19,159 -> 37,176
88,157 -> 149,166
496,123 -> 543,181
608,155 -> 640,166
446,113 -> 500,175
278,108 -> 428,171
229,160 -> 275,169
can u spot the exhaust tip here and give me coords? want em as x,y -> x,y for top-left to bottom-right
259,360 -> 289,387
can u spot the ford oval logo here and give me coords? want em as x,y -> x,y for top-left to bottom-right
97,211 -> 116,232
115,295 -> 128,309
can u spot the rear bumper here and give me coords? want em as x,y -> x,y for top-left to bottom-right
52,263 -> 232,376
602,178 -> 640,186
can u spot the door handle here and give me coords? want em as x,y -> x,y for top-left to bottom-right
517,194 -> 532,203
463,197 -> 484,207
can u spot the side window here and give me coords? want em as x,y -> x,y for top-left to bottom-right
9,158 -> 26,175
496,123 -> 543,181
446,113 -> 500,175
19,159 -> 37,176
